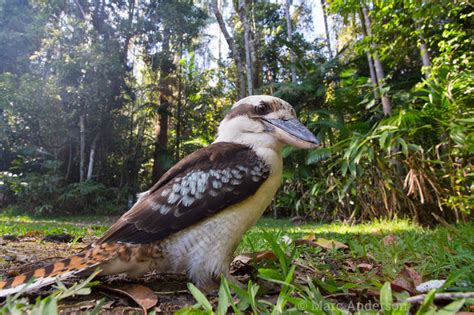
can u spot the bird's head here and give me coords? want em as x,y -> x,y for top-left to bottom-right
215,95 -> 320,150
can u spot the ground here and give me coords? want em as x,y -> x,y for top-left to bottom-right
0,211 -> 473,314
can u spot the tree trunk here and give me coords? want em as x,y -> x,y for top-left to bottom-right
79,115 -> 85,182
151,29 -> 172,183
86,133 -> 99,180
285,0 -> 297,83
361,5 -> 392,116
419,39 -> 431,78
120,0 -> 135,65
250,5 -> 260,89
321,0 -> 334,59
217,0 -> 222,66
366,53 -> 378,87
175,46 -> 183,161
238,0 -> 254,96
211,0 -> 246,99
65,139 -> 72,182
359,11 -> 379,98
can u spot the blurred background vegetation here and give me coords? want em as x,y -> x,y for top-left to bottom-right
0,0 -> 472,224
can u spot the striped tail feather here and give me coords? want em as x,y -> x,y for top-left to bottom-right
0,243 -> 120,298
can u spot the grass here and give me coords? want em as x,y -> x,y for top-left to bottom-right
1,209 -> 473,313
241,218 -> 474,285
0,211 -> 110,237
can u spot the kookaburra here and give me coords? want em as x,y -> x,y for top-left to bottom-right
0,95 -> 319,297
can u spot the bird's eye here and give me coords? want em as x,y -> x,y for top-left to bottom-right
255,101 -> 270,115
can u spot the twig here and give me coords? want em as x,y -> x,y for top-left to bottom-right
405,292 -> 474,304
292,260 -> 317,273
154,290 -> 189,295
325,292 -> 357,299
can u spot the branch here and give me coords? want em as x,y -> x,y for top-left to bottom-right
210,0 -> 236,55
405,292 -> 474,304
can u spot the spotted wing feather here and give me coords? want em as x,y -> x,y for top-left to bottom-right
95,142 -> 270,245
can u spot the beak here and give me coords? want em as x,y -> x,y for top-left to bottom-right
263,118 -> 320,149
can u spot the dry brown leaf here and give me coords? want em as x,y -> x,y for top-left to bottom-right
256,250 -> 277,262
230,250 -> 277,277
100,284 -> 158,314
295,237 -> 348,250
404,266 -> 422,286
232,254 -> 252,265
25,231 -> 44,237
357,263 -> 374,272
233,250 -> 277,264
391,266 -> 422,295
383,234 -> 397,246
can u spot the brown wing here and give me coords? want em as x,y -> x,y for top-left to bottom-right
95,142 -> 270,245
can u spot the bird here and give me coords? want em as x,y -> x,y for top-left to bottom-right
0,95 -> 319,297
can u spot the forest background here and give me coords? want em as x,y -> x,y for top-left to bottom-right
0,0 -> 472,224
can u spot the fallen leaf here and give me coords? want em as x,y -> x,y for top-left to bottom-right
43,233 -> 75,243
232,250 -> 277,265
230,250 -> 277,277
3,235 -> 19,241
383,234 -> 397,246
25,231 -> 44,237
391,266 -> 422,295
404,266 -> 422,286
357,263 -> 373,272
256,251 -> 277,262
295,237 -> 348,250
232,254 -> 252,265
99,284 -> 158,314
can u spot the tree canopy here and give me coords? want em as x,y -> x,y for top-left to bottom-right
0,0 -> 472,223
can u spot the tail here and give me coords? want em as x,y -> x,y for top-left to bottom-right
0,244 -> 120,298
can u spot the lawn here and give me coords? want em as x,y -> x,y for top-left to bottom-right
0,211 -> 473,314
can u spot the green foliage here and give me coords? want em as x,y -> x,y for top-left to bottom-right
1,159 -> 121,215
273,0 -> 473,223
0,270 -> 102,315
0,0 -> 472,222
185,223 -> 472,314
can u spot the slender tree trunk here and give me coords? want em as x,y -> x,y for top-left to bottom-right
285,0 -> 297,83
175,46 -> 183,161
250,5 -> 260,89
419,39 -> 431,78
217,0 -> 222,66
361,5 -> 392,116
65,139 -> 72,182
152,29 -> 172,183
321,0 -> 333,59
120,0 -> 135,65
86,133 -> 99,180
211,0 -> 246,99
359,11 -> 379,98
238,0 -> 254,95
366,53 -> 378,87
79,115 -> 85,182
